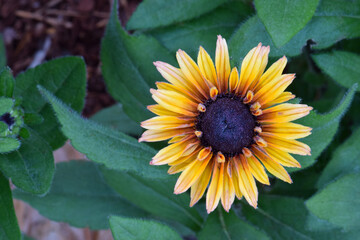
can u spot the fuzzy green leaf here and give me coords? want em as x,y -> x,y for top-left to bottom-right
290,84 -> 357,171
0,137 -> 20,153
0,172 -> 21,240
90,104 -> 142,137
198,210 -> 269,240
38,86 -> 168,179
313,51 -> 360,90
255,0 -> 319,47
243,195 -> 355,240
110,216 -> 182,240
0,128 -> 54,194
126,0 -> 227,30
14,57 -> 86,149
101,1 -> 175,123
14,161 -> 148,230
317,127 -> 360,187
306,173 -> 360,231
0,67 -> 14,98
149,2 -> 253,58
100,167 -> 203,231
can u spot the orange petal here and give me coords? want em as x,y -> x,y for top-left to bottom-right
215,35 -> 231,93
229,160 -> 243,200
229,67 -> 239,93
206,161 -> 224,213
221,161 -> 235,212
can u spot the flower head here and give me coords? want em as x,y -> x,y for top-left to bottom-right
140,36 -> 312,213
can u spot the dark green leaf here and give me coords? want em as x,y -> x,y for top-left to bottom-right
0,34 -> 5,69
109,216 -> 182,240
313,51 -> 360,90
0,172 -> 21,240
0,137 -> 20,153
198,210 -> 269,240
90,104 -> 142,137
0,67 -> 14,98
14,57 -> 86,149
149,3 -> 253,58
0,97 -> 14,115
243,195 -> 354,240
317,127 -> 360,187
0,128 -> 54,194
101,1 -> 175,123
290,84 -> 357,171
38,86 -> 168,179
23,113 -> 43,126
306,173 -> 360,231
100,167 -> 203,231
14,161 -> 148,230
126,0 -> 227,30
255,0 -> 319,47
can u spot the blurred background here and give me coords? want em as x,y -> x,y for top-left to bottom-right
0,0 -> 141,239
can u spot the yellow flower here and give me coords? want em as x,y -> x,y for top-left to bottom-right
140,36 -> 312,213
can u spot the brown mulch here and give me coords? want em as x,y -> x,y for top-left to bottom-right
0,0 -> 141,117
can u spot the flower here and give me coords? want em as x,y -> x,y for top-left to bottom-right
139,36 -> 312,213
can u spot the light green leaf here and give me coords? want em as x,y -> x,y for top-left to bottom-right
317,127 -> 360,187
255,0 -> 319,47
290,84 -> 357,171
14,57 -> 86,149
243,195 -> 354,240
0,97 -> 14,116
126,0 -> 227,30
0,172 -> 21,240
0,67 -> 14,98
101,1 -> 175,123
90,104 -> 142,137
198,209 -> 269,240
0,34 -> 5,69
313,51 -> 360,90
0,128 -> 54,194
14,161 -> 148,230
229,0 -> 360,64
149,2 -> 253,58
306,173 -> 360,231
0,137 -> 20,153
110,216 -> 182,240
38,86 -> 168,179
100,167 -> 203,231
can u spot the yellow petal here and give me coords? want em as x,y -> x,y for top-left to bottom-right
261,132 -> 311,156
139,128 -> 193,142
265,147 -> 301,168
254,56 -> 287,92
258,103 -> 313,123
262,122 -> 312,139
233,155 -> 258,208
247,155 -> 270,185
141,116 -> 194,130
174,152 -> 212,194
215,35 -> 231,93
229,67 -> 239,93
221,161 -> 235,212
190,162 -> 212,207
206,161 -> 224,213
262,91 -> 295,109
197,46 -> 217,87
147,104 -> 180,117
252,146 -> 292,183
229,160 -> 243,200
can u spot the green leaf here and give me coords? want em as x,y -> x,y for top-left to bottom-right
23,113 -> 43,126
243,195 -> 354,240
14,57 -> 86,149
149,3 -> 253,58
229,0 -> 360,64
0,137 -> 20,153
0,128 -> 54,194
198,209 -> 269,240
0,34 -> 5,69
0,172 -> 21,240
109,216 -> 182,240
306,173 -> 360,231
90,104 -> 142,137
101,1 -> 175,123
317,127 -> 360,187
290,84 -> 357,171
100,167 -> 203,231
14,161 -> 148,230
313,51 -> 360,91
255,0 -> 319,47
126,0 -> 227,30
0,97 -> 14,116
38,86 -> 168,179
0,67 -> 14,98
